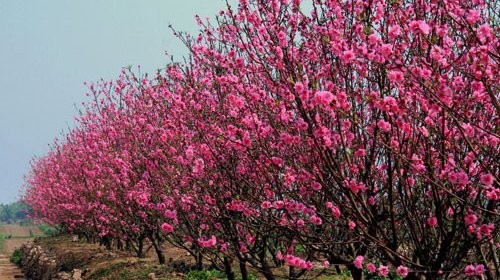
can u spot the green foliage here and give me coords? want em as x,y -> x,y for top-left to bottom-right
10,248 -> 23,266
0,201 -> 30,224
86,262 -> 128,280
185,269 -> 226,280
0,233 -> 5,252
295,244 -> 306,254
236,273 -> 258,280
38,223 -> 60,237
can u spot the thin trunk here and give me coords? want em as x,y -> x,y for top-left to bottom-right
195,250 -> 203,270
239,260 -> 248,280
224,257 -> 235,280
289,266 -> 297,279
151,235 -> 166,264
347,264 -> 363,280
490,240 -> 500,278
259,251 -> 275,280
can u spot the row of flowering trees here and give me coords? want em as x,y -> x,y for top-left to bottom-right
23,0 -> 498,279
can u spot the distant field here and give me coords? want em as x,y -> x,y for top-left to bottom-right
0,224 -> 43,254
0,224 -> 42,237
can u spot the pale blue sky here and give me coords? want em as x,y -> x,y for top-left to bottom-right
0,0 -> 231,204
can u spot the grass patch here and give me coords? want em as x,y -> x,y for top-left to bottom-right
38,223 -> 60,237
185,269 -> 226,280
86,262 -> 129,280
87,261 -> 174,280
10,248 -> 23,266
0,233 -> 5,252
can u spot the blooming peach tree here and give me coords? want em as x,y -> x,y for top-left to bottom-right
23,0 -> 498,279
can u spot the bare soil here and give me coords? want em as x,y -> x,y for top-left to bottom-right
0,254 -> 25,279
32,236 -> 195,279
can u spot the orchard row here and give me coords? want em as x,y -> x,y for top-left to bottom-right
23,0 -> 498,279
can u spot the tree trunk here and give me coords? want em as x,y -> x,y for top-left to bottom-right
151,235 -> 166,264
224,257 -> 235,280
239,260 -> 248,280
259,257 -> 275,280
195,250 -> 203,270
347,264 -> 363,280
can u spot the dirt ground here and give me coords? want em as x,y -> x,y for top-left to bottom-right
29,236 -> 350,280
0,224 -> 36,279
0,253 -> 25,279
33,236 -> 196,280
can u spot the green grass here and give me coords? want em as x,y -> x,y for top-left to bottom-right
10,248 -> 23,266
185,269 -> 226,280
86,261 -> 174,280
86,262 -> 129,280
0,233 -> 5,252
38,223 -> 60,237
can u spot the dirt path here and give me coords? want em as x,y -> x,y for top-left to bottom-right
0,254 -> 24,279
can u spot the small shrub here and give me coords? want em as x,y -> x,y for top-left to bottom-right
185,269 -> 226,280
38,223 -> 60,237
10,249 -> 23,266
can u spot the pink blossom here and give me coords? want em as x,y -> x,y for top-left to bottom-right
161,223 -> 174,233
410,20 -> 430,35
366,262 -> 376,273
261,201 -> 272,209
388,70 -> 404,84
314,90 -> 334,106
240,244 -> 248,253
368,197 -> 376,205
475,264 -> 485,275
480,174 -> 494,186
466,10 -> 481,25
377,120 -> 391,132
396,265 -> 409,278
388,25 -> 401,39
354,149 -> 366,157
271,156 -> 283,167
477,24 -> 493,43
418,21 -> 431,34
348,220 -> 356,230
324,260 -> 330,268
164,210 -> 177,219
311,182 -> 322,191
486,188 -> 499,200
379,44 -> 393,58
464,264 -> 475,276
331,205 -> 341,218
368,34 -> 380,45
465,213 -> 478,225
427,217 -> 438,228
353,255 -> 364,269
447,207 -> 454,217
341,50 -> 356,63
310,215 -> 322,225
378,265 -> 390,277
198,235 -> 217,248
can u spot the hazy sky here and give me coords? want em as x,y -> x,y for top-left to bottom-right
0,0 -> 231,204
